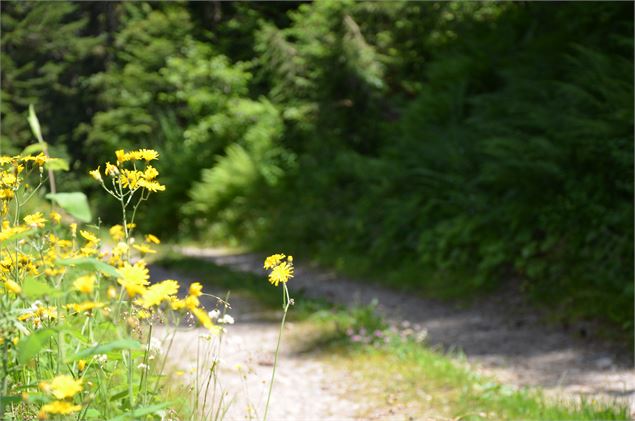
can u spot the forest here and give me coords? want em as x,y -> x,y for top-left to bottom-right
1,2 -> 634,420
5,1 -> 631,330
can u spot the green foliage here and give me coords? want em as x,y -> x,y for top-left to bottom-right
1,2 -> 104,159
2,1 -> 632,331
244,1 -> 634,330
46,192 -> 92,222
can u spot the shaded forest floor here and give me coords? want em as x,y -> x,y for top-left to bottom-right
151,246 -> 634,419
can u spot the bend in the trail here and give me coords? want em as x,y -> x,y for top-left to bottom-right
175,246 -> 634,409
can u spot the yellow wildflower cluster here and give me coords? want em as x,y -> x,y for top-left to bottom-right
264,253 -> 294,286
1,153 -> 48,216
38,375 -> 83,417
90,149 -> 165,194
1,147 -> 225,419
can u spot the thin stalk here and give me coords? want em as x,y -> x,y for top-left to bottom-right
263,284 -> 290,421
138,323 -> 153,405
127,348 -> 134,408
1,341 -> 8,417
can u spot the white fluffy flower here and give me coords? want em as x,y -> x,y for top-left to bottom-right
218,314 -> 234,325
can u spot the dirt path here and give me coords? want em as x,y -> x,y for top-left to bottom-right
150,265 -> 365,420
174,246 -> 635,413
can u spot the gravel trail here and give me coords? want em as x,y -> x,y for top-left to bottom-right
174,246 -> 634,413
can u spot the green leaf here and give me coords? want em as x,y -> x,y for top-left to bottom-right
69,339 -> 141,361
107,402 -> 172,421
17,328 -> 56,364
21,277 -> 56,298
109,389 -> 129,402
0,396 -> 22,406
57,257 -> 120,278
46,192 -> 92,222
62,328 -> 90,345
27,105 -> 44,143
22,143 -> 47,156
84,408 -> 102,419
45,157 -> 70,172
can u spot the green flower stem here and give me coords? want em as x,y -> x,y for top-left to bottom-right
263,283 -> 290,421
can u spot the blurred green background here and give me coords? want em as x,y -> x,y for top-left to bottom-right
1,1 -> 633,333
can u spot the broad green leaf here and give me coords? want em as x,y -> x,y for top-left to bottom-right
46,192 -> 91,222
22,143 -> 47,156
57,257 -> 120,278
69,339 -> 141,361
27,105 -> 44,143
62,328 -> 90,345
17,328 -> 56,364
45,157 -> 70,172
21,277 -> 56,298
109,389 -> 128,402
0,396 -> 22,405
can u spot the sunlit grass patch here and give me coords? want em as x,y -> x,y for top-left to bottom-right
295,311 -> 630,421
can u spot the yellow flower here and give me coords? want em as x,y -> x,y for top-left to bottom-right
137,179 -> 166,192
109,225 -> 125,241
78,359 -> 86,372
117,261 -> 149,297
39,375 -> 83,399
4,279 -> 21,294
111,241 -> 129,257
39,400 -> 82,416
184,295 -> 200,310
49,211 -> 61,224
143,165 -> 159,181
264,253 -> 285,269
120,169 -> 142,189
104,162 -> 119,176
80,230 -> 99,244
268,261 -> 294,287
136,279 -> 179,308
169,297 -> 186,310
73,275 -> 95,294
145,234 -> 160,244
139,149 -> 159,161
66,301 -> 105,313
64,301 -> 105,313
137,309 -> 151,319
133,244 -> 156,254
0,189 -> 14,200
24,212 -> 46,228
0,224 -> 28,242
191,307 -> 219,333
115,149 -> 127,163
33,153 -> 47,167
107,285 -> 118,299
89,167 -> 102,182
189,282 -> 203,297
